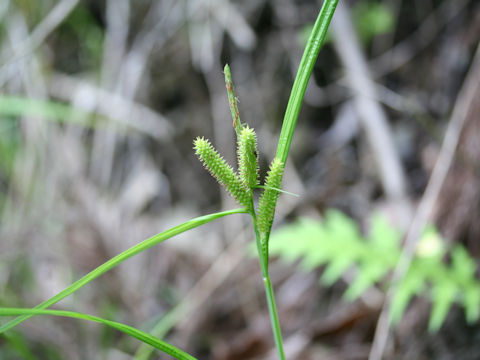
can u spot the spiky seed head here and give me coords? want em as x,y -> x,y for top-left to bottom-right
257,158 -> 284,233
194,137 -> 251,208
237,126 -> 259,189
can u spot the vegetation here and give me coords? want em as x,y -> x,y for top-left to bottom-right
269,210 -> 480,332
0,1 -> 339,359
1,0 -> 478,358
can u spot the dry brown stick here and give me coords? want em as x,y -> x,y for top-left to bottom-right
369,44 -> 480,360
0,0 -> 79,87
330,2 -> 410,226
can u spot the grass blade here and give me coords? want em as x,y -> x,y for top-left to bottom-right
275,0 -> 339,164
0,208 -> 247,333
0,308 -> 197,360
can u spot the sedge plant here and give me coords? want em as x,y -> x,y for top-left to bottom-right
0,1 -> 338,358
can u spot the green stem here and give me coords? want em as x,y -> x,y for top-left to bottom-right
252,2 -> 339,358
251,212 -> 285,360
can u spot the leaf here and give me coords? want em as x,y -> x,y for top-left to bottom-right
0,308 -> 197,360
390,267 -> 426,324
275,0 -> 338,164
344,214 -> 401,301
344,262 -> 387,301
463,283 -> 480,323
429,280 -> 458,332
0,96 -> 87,123
368,213 -> 401,250
269,218 -> 325,264
352,2 -> 394,43
269,210 -> 480,331
0,208 -> 248,333
451,245 -> 476,281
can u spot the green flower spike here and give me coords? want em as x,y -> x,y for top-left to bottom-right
194,137 -> 251,208
257,158 -> 284,234
237,126 -> 259,189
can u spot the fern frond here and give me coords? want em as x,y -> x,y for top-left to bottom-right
194,137 -> 250,208
257,158 -> 284,233
237,126 -> 259,189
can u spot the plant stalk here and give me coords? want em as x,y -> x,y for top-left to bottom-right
251,212 -> 286,360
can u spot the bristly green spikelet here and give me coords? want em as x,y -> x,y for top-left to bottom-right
194,137 -> 251,208
237,126 -> 259,189
257,158 -> 284,233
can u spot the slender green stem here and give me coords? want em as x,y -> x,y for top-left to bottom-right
0,208 -> 248,334
262,273 -> 284,359
251,212 -> 285,360
253,2 -> 338,358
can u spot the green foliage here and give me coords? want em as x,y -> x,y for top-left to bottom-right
352,1 -> 394,43
2,331 -> 38,360
0,308 -> 197,360
0,208 -> 247,334
2,2 -> 340,358
270,209 -> 480,331
0,95 -> 85,123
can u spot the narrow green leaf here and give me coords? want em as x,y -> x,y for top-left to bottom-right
344,262 -> 388,301
0,95 -> 86,123
0,208 -> 247,333
368,213 -> 401,250
269,218 -> 324,263
275,0 -> 339,164
390,268 -> 426,324
451,245 -> 476,281
0,308 -> 197,360
321,256 -> 353,285
428,281 -> 458,332
464,283 -> 480,323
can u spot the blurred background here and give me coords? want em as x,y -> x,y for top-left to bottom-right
0,0 -> 479,359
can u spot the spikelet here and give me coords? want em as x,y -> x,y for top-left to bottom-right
237,126 -> 259,189
257,158 -> 284,233
194,137 -> 251,208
